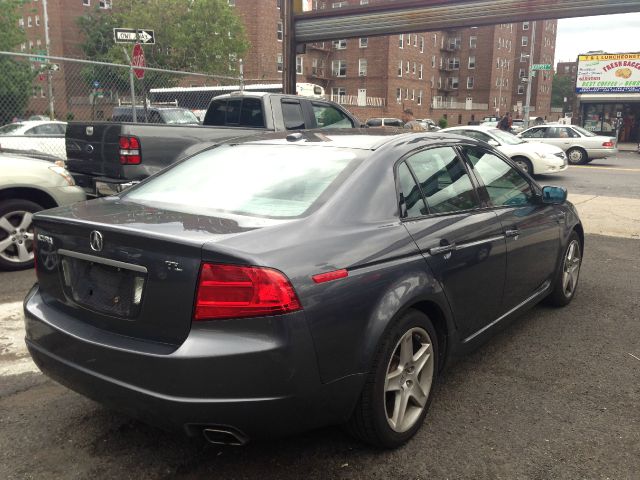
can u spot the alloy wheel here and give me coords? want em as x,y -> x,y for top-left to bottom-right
0,211 -> 34,264
384,327 -> 434,433
562,239 -> 581,297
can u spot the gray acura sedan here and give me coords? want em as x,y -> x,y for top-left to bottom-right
24,130 -> 583,448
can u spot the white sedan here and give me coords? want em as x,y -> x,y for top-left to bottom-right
0,120 -> 67,160
441,125 -> 567,175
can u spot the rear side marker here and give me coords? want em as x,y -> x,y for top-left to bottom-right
312,269 -> 348,284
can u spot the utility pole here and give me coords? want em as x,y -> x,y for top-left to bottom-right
523,20 -> 536,129
282,0 -> 297,94
42,0 -> 54,119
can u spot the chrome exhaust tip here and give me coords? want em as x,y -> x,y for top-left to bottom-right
202,427 -> 249,446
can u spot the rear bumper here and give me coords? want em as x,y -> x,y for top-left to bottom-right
24,285 -> 363,439
586,147 -> 617,159
69,173 -> 138,198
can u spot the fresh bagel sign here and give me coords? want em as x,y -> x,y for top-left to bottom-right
576,53 -> 640,93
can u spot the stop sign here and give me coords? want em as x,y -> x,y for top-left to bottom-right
131,43 -> 145,80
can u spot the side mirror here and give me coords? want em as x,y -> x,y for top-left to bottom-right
487,139 -> 500,147
541,185 -> 567,204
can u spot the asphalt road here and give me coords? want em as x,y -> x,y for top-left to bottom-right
1,157 -> 640,479
536,149 -> 640,199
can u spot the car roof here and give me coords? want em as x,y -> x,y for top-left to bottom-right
443,125 -> 496,132
6,120 -> 66,127
223,128 -> 476,151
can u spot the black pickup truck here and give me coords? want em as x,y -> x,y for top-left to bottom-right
65,92 -> 361,196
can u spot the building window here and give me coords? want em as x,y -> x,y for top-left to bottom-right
468,56 -> 475,69
99,0 -> 112,7
277,0 -> 281,8
20,43 -> 26,51
332,87 -> 346,101
419,64 -> 423,79
433,33 -> 437,46
521,36 -> 528,47
448,77 -> 459,89
359,37 -> 368,48
412,62 -> 416,74
29,40 -> 33,50
431,55 -> 435,68
419,36 -> 424,53
83,0 -> 90,5
277,53 -> 283,72
228,0 -> 235,6
311,58 -> 318,75
405,88 -> 409,100
27,16 -> 32,27
399,34 -> 403,49
418,90 -> 423,105
467,76 -> 474,89
520,52 -> 528,62
411,89 -> 415,101
519,68 -> 526,78
277,22 -> 283,41
398,61 -> 402,77
448,57 -> 460,70
332,1 -> 348,7
332,59 -> 346,77
18,18 -> 24,27
430,76 -> 434,88
469,35 -> 477,48
413,35 -> 417,47
396,88 -> 402,103
36,39 -> 41,47
332,39 -> 347,49
296,56 -> 303,75
523,21 -> 529,30
405,60 -> 410,73
359,58 -> 367,76
35,15 -> 40,26
517,85 -> 525,94
360,0 -> 369,4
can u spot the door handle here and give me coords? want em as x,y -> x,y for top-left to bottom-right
505,229 -> 520,239
429,243 -> 456,255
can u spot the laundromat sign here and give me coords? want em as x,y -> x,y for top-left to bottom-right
576,53 -> 640,93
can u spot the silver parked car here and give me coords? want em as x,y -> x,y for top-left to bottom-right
0,152 -> 85,270
518,124 -> 617,165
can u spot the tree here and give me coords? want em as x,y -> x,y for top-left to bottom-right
551,74 -> 574,110
0,0 -> 35,124
78,0 -> 249,75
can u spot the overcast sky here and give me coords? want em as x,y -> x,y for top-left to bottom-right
555,13 -> 640,65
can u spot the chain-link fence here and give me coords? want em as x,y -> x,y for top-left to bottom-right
0,51 -> 245,160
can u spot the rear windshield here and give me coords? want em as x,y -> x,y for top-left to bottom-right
123,144 -> 362,218
0,123 -> 22,135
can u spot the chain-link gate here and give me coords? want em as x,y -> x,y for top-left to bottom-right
0,51 -> 244,160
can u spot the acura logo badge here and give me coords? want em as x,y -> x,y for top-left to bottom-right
89,230 -> 103,252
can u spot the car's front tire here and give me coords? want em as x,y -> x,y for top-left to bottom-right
0,199 -> 41,271
513,156 -> 534,175
347,309 -> 438,448
545,231 -> 582,307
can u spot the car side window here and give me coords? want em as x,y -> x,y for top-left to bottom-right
281,101 -> 305,130
545,127 -> 577,139
24,127 -> 38,136
312,103 -> 353,129
463,146 -> 535,207
406,147 -> 479,214
367,118 -> 382,127
522,127 -> 545,138
397,161 -> 428,218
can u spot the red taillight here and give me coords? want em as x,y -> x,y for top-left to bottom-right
602,141 -> 614,148
119,135 -> 141,164
312,269 -> 348,284
194,263 -> 302,320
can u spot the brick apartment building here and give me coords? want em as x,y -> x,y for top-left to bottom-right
229,0 -> 558,124
16,0 -> 113,119
13,0 -> 558,125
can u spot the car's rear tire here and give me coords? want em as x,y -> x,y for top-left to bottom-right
567,147 -> 588,165
544,231 -> 582,307
0,199 -> 42,271
513,156 -> 534,175
346,309 -> 438,448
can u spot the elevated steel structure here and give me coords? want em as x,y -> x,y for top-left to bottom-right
283,0 -> 640,93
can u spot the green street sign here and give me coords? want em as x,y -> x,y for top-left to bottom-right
29,50 -> 47,63
532,64 -> 552,71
